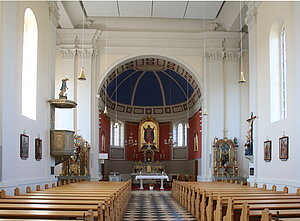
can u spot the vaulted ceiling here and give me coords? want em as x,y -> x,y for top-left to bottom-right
99,57 -> 201,119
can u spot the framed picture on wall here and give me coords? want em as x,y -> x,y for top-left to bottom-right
279,136 -> 289,160
264,140 -> 272,162
101,132 -> 105,152
35,138 -> 42,161
20,134 -> 29,160
194,132 -> 199,152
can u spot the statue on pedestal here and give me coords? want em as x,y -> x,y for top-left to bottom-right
59,77 -> 69,99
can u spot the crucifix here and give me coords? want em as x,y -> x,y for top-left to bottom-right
245,112 -> 257,156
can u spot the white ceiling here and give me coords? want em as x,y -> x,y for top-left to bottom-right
82,1 -> 223,19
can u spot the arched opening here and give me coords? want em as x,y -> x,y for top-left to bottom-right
98,55 -> 202,184
21,8 -> 38,120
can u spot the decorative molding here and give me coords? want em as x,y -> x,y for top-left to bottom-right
60,48 -> 76,59
100,88 -> 201,116
206,51 -> 225,62
77,48 -> 94,60
48,2 -> 60,27
225,52 -> 240,62
245,2 -> 259,30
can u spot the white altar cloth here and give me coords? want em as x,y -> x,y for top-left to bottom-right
135,175 -> 169,190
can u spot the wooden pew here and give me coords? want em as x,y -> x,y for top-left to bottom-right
0,180 -> 131,221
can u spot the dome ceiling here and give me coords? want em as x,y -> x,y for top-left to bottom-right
100,57 -> 201,116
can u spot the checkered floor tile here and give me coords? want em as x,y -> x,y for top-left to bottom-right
122,191 -> 197,221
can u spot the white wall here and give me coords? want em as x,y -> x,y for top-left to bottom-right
250,2 -> 300,192
0,1 -> 56,195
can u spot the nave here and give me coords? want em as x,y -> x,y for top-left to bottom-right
122,191 -> 196,221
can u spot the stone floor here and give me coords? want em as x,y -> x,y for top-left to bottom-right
122,191 -> 197,221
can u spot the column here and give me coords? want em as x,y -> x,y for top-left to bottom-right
48,1 -> 60,183
199,50 -> 225,181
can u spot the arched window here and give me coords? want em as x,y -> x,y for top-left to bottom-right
22,8 -> 38,120
174,123 -> 187,147
281,28 -> 287,119
110,121 -> 124,147
270,20 -> 287,122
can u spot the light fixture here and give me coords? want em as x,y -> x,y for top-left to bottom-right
164,132 -> 176,146
77,7 -> 86,81
203,108 -> 208,116
238,1 -> 246,84
125,132 -> 137,146
239,71 -> 246,84
78,66 -> 86,81
103,106 -> 108,114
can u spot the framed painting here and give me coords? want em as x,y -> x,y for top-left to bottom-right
101,132 -> 105,152
194,132 -> 199,152
138,116 -> 159,152
20,134 -> 29,159
35,138 -> 42,161
279,136 -> 289,160
264,140 -> 272,162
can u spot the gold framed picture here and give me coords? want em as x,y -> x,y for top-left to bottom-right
194,132 -> 199,152
139,117 -> 159,152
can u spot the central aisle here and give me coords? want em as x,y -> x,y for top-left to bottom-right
122,191 -> 197,221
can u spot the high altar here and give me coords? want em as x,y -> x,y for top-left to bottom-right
132,149 -> 165,173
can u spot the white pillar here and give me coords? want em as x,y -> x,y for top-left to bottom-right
199,51 -> 225,181
90,49 -> 101,181
48,1 -> 60,183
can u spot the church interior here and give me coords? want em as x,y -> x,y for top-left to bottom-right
1,1 -> 300,220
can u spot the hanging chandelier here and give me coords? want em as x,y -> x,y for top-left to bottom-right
125,132 -> 137,146
164,132 -> 176,146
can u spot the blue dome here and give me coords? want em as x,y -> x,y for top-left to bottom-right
106,67 -> 194,107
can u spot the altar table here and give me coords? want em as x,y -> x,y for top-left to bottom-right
135,175 -> 169,190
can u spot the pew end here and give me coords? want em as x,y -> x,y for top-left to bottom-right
0,189 -> 5,198
260,209 -> 272,221
26,186 -> 31,193
14,187 -> 20,196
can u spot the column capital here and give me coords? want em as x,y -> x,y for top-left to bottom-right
77,48 -> 94,60
59,48 -> 76,59
49,2 -> 60,27
225,52 -> 240,62
206,51 -> 225,62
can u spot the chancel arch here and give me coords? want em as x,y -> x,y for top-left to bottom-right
98,55 -> 203,182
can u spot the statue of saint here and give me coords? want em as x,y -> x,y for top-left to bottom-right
59,77 -> 69,99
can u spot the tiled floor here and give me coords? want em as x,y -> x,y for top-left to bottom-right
122,191 -> 197,221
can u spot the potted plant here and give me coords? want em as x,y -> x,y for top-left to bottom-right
149,183 -> 154,190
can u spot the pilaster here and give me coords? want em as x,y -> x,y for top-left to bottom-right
244,1 -> 261,183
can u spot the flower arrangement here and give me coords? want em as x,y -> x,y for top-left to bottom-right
149,184 -> 154,190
